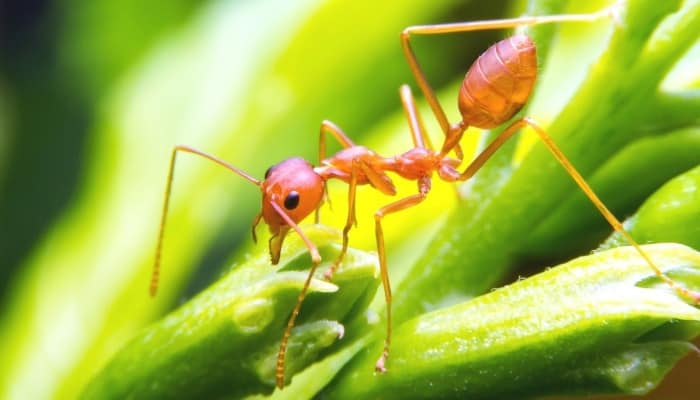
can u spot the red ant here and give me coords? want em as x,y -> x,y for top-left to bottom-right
150,2 -> 700,390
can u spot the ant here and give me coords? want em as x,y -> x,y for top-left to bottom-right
150,2 -> 700,390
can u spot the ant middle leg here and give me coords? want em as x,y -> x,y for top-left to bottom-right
399,84 -> 463,199
399,84 -> 435,151
374,176 -> 431,372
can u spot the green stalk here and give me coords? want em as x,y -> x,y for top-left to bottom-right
9,0 -> 699,398
393,0 -> 700,323
327,244 -> 700,399
602,165 -> 700,250
81,226 -> 379,399
525,128 -> 700,257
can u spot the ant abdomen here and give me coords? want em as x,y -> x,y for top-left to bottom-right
458,34 -> 537,129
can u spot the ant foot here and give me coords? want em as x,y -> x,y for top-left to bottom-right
324,262 -> 339,280
336,324 -> 345,340
375,355 -> 387,373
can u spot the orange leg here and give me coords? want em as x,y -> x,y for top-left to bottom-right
325,161 -> 359,280
399,84 -> 462,200
400,6 -> 619,156
325,156 -> 399,281
319,119 -> 355,161
399,84 -> 433,151
151,145 -> 260,297
374,176 -> 431,372
459,117 -> 700,304
316,120 -> 356,223
269,200 -> 324,389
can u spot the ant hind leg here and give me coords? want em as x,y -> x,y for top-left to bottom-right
400,4 -> 620,159
399,84 -> 435,151
457,116 -> 700,305
373,177 -> 431,372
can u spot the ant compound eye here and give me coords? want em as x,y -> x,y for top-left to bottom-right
284,191 -> 300,210
264,166 -> 273,179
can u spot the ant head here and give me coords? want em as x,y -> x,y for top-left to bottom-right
260,157 -> 324,263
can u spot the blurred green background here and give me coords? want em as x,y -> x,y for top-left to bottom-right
0,0 -> 698,398
0,1 -> 503,398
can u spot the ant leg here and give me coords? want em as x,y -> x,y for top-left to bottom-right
399,84 -> 435,151
319,120 -> 355,161
458,117 -> 700,304
151,145 -> 260,297
325,161 -> 359,280
268,200 -> 323,389
316,120 -> 356,223
250,211 -> 263,243
400,84 -> 462,199
401,82 -> 466,160
374,177 -> 431,373
326,157 -> 398,281
400,4 -> 619,155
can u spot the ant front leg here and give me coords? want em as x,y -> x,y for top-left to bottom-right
374,176 -> 431,373
324,157 -> 395,281
458,116 -> 700,305
316,120 -> 355,223
400,4 -> 620,157
269,200 -> 324,389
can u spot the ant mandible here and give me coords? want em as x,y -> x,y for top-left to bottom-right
150,2 -> 700,390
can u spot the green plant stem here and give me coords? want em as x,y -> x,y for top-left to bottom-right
326,244 -> 700,399
524,128 -> 700,258
645,90 -> 700,132
392,0 -> 700,324
602,164 -> 700,250
81,226 -> 379,399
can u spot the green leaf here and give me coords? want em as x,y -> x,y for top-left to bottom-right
602,164 -> 700,250
3,0 -> 699,398
326,244 -> 700,399
81,226 -> 379,399
525,128 -> 700,258
393,0 -> 700,323
0,1 -> 479,398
